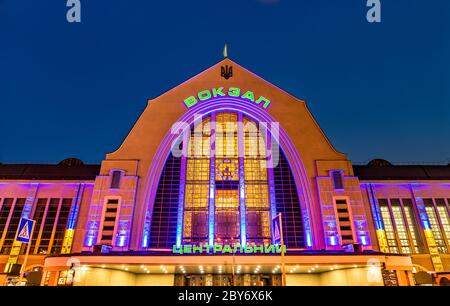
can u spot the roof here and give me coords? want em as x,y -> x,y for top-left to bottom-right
353,159 -> 450,180
0,159 -> 100,180
1,158 -> 449,181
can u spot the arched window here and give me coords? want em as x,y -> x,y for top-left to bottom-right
149,111 -> 304,249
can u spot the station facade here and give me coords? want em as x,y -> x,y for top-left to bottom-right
0,58 -> 449,286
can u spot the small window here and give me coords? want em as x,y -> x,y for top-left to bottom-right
332,171 -> 344,190
110,171 -> 122,189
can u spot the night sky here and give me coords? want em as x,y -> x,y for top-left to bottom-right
1,0 -> 449,165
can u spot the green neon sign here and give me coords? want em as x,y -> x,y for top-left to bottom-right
172,244 -> 286,255
183,87 -> 271,109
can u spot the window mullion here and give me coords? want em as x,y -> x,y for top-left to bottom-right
208,113 -> 216,245
237,113 -> 246,246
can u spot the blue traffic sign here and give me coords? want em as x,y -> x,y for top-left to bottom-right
16,218 -> 35,243
272,215 -> 282,245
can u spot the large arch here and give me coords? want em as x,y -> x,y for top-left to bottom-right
140,97 -> 315,249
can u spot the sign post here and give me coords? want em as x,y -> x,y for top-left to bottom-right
273,213 -> 286,286
16,218 -> 35,284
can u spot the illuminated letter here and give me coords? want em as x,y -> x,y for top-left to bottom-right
264,245 -> 275,254
204,244 -> 213,253
366,0 -> 381,23
275,245 -> 286,254
228,87 -> 241,97
254,245 -> 264,254
184,96 -> 198,108
198,90 -> 212,101
233,244 -> 243,254
66,0 -> 81,23
192,245 -> 203,254
183,244 -> 192,254
212,87 -> 225,97
244,245 -> 254,254
173,245 -> 183,254
241,91 -> 255,102
214,244 -> 223,254
223,244 -> 233,254
255,96 -> 271,108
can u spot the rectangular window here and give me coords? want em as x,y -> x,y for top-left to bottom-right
37,198 -> 59,254
30,198 -> 48,254
50,198 -> 73,254
110,171 -> 122,189
390,199 -> 411,254
100,199 -> 119,245
332,171 -> 344,190
0,198 -> 14,240
435,199 -> 450,248
378,199 -> 399,253
1,198 -> 26,255
335,199 -> 354,245
424,199 -> 447,254
402,199 -> 421,253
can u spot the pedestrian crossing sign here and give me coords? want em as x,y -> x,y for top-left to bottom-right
16,218 -> 35,243
272,214 -> 282,245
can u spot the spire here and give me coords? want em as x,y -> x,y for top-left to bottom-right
223,42 -> 228,58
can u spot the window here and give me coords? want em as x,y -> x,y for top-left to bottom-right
100,199 -> 119,245
1,198 -> 26,255
390,199 -> 411,254
435,199 -> 450,244
150,152 -> 181,248
378,199 -> 398,253
183,116 -> 210,244
402,199 -> 421,253
30,198 -> 47,254
377,198 -> 423,254
244,117 -> 270,245
49,198 -> 73,254
149,111 -> 305,249
331,171 -> 344,190
0,198 -> 14,241
335,199 -> 354,245
110,171 -> 122,189
37,198 -> 59,254
424,199 -> 448,254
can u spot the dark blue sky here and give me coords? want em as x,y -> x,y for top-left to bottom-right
1,0 -> 449,164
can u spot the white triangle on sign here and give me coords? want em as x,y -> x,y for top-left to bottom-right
18,221 -> 30,240
274,223 -> 280,240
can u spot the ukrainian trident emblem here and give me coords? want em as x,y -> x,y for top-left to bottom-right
221,65 -> 233,80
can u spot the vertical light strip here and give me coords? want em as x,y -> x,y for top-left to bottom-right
367,185 -> 384,230
62,184 -> 84,254
208,113 -> 217,245
366,184 -> 389,252
22,183 -> 38,219
265,129 -> 278,227
175,126 -> 190,248
237,113 -> 246,246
